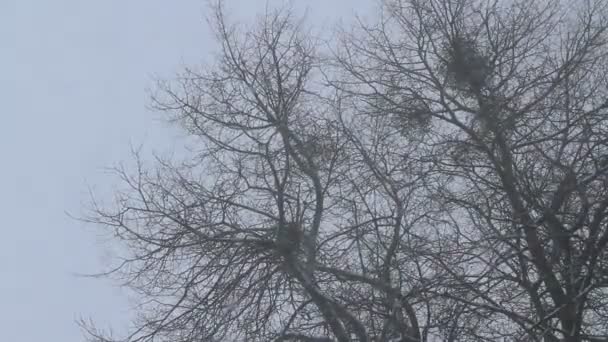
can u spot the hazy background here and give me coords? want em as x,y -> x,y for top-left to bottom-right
4,0 -> 371,340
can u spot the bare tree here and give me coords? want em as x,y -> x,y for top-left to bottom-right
329,0 -> 608,340
81,0 -> 608,341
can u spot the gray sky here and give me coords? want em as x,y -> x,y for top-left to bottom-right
5,0 -> 372,341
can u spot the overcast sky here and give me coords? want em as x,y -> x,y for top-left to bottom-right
5,1 -> 372,341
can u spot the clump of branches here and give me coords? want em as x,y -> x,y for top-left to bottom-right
441,32 -> 491,94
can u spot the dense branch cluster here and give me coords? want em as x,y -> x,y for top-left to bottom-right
82,0 -> 608,341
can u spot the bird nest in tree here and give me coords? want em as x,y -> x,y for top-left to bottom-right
441,33 -> 491,93
301,134 -> 336,164
391,98 -> 433,136
275,221 -> 304,255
